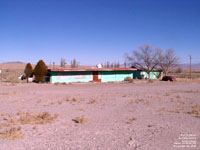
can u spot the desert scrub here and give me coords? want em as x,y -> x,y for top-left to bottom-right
148,79 -> 154,83
72,116 -> 88,124
0,127 -> 23,140
88,99 -> 97,104
124,77 -> 133,83
65,97 -> 79,103
127,117 -> 137,124
54,82 -> 68,86
0,112 -> 58,127
187,105 -> 200,118
19,112 -> 58,125
1,69 -> 21,83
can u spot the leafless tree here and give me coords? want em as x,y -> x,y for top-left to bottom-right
71,59 -> 78,68
158,48 -> 179,75
60,58 -> 66,68
125,44 -> 160,78
111,63 -> 114,68
105,61 -> 110,68
116,61 -> 120,68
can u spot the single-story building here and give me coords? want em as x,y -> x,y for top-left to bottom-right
49,68 -> 163,84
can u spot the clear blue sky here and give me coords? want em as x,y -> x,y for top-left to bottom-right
0,0 -> 200,65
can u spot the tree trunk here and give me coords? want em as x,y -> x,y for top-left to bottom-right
35,75 -> 45,83
27,78 -> 29,83
148,72 -> 150,79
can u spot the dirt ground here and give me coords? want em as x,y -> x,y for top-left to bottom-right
0,81 -> 199,150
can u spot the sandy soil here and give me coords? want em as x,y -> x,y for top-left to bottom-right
0,81 -> 199,150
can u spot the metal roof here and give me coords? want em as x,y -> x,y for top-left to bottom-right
50,68 -> 138,72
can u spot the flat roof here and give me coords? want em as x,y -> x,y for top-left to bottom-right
50,68 -> 138,72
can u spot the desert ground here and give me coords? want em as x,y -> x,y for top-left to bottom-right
0,80 -> 199,150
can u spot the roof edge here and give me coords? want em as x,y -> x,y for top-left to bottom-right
50,68 -> 138,72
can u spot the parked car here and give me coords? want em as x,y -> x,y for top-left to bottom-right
162,76 -> 176,81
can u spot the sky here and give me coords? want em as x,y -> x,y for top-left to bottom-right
0,0 -> 200,65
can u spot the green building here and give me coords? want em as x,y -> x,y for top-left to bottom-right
50,68 -> 163,84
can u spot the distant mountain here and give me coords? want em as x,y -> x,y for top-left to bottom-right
179,63 -> 200,69
2,61 -> 25,64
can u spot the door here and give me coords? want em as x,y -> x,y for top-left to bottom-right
93,71 -> 98,82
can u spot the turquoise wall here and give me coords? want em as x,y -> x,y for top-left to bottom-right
51,71 -> 92,83
51,70 -> 163,83
101,71 -> 133,82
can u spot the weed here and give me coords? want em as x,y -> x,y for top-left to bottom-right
135,98 -> 145,104
37,100 -> 42,104
19,112 -> 58,125
1,112 -> 58,126
187,110 -> 199,115
129,100 -> 135,104
58,100 -> 63,105
124,77 -> 133,83
50,102 -> 55,105
88,99 -> 97,104
32,126 -> 38,131
0,92 -> 9,95
0,127 -> 23,140
65,97 -> 79,103
72,116 -> 88,124
148,79 -> 153,83
164,93 -> 170,96
72,98 -> 78,102
127,117 -> 137,124
79,108 -> 86,111
54,82 -> 67,86
122,95 -> 127,97
157,107 -> 165,112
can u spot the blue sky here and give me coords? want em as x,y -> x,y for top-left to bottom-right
0,0 -> 200,65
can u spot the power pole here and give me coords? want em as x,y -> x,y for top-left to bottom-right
189,55 -> 192,79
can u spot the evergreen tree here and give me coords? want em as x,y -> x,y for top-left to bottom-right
34,60 -> 47,83
24,63 -> 33,83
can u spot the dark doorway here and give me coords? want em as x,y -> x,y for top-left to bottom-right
93,71 -> 100,82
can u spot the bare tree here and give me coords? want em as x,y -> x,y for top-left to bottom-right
111,63 -> 114,68
106,61 -> 110,68
125,44 -> 160,78
116,61 -> 120,68
60,58 -> 66,68
71,59 -> 78,68
158,49 -> 179,76
124,61 -> 127,68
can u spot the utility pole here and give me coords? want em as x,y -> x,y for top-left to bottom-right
189,55 -> 192,79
